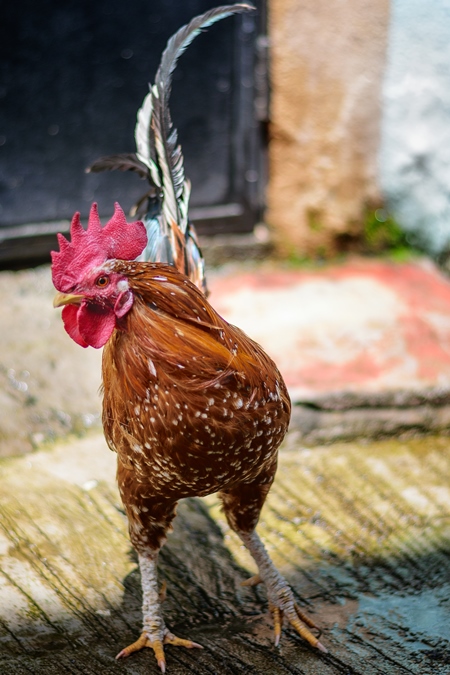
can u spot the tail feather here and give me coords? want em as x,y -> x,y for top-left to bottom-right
139,216 -> 171,265
155,4 -> 253,94
87,3 -> 255,295
87,153 -> 149,180
185,224 -> 207,294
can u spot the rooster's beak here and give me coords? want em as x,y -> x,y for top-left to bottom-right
53,292 -> 85,308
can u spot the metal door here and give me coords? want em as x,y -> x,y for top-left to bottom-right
0,0 -> 267,266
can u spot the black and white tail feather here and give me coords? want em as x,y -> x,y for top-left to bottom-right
87,3 -> 254,296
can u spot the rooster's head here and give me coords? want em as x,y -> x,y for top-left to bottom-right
51,203 -> 147,348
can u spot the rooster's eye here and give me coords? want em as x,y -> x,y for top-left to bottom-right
96,275 -> 110,288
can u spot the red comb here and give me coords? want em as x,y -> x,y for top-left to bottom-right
51,203 -> 147,290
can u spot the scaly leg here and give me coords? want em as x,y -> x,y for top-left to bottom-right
239,530 -> 327,652
115,466 -> 202,672
116,552 -> 202,673
219,478 -> 327,653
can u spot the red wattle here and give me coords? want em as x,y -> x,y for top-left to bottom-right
61,305 -> 89,348
61,302 -> 117,349
77,303 -> 117,349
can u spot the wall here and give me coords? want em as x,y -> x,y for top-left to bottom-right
380,0 -> 450,256
267,0 -> 390,255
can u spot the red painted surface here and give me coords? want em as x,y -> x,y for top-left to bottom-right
208,259 -> 450,398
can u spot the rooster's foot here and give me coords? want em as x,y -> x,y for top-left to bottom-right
269,588 -> 326,651
242,573 -> 326,651
116,629 -> 203,673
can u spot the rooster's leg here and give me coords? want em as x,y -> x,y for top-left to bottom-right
116,552 -> 202,672
219,481 -> 327,653
115,476 -> 202,672
238,530 -> 327,652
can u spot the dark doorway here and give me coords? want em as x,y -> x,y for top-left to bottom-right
0,0 -> 267,266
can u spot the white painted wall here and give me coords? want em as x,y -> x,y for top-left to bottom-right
380,0 -> 450,254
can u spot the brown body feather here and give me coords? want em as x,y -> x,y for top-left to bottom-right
101,261 -> 291,552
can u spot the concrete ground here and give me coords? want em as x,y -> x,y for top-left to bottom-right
1,432 -> 449,674
1,255 -> 450,673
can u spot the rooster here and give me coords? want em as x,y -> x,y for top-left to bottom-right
51,4 -> 326,671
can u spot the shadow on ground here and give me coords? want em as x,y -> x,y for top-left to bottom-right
1,434 -> 450,674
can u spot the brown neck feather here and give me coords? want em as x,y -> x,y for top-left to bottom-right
102,261 -> 278,402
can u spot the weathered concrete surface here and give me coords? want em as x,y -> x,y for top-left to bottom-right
0,432 -> 449,673
267,0 -> 389,254
291,401 -> 450,445
0,266 -> 102,457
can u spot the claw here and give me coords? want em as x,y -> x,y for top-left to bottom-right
266,594 -> 327,653
293,603 -> 326,651
165,633 -> 203,650
153,640 -> 166,672
116,632 -> 150,660
241,574 -> 262,587
270,604 -> 282,647
289,614 -> 328,653
290,616 -> 318,646
116,630 -> 202,671
294,602 -> 321,634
